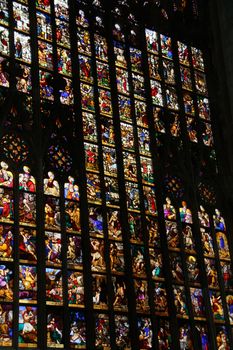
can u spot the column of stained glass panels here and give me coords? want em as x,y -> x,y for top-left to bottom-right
0,164 -> 14,347
77,9 -> 112,348
37,0 -> 73,104
44,172 -> 85,348
43,172 -> 64,348
145,29 -> 232,348
198,205 -> 233,347
178,43 -> 231,346
163,196 -> 212,347
212,210 -> 233,347
13,1 -> 32,95
145,29 -> 181,139
95,24 -> 131,350
43,173 -> 84,349
0,4 -> 14,347
112,27 -> 138,349
36,0 -> 54,102
113,24 -> 173,347
0,0 -> 32,92
145,28 -> 185,348
18,167 -> 37,348
75,9 -> 95,348
0,2 -> 36,348
145,29 -> 210,348
0,0 -> 10,89
0,163 -> 38,348
132,37 -> 177,350
43,174 -> 85,345
180,201 -> 212,349
178,43 -> 213,147
64,174 -> 85,349
56,2 -> 84,344
146,29 -> 213,348
0,1 -> 33,119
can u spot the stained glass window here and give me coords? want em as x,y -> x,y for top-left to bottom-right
0,0 -> 231,349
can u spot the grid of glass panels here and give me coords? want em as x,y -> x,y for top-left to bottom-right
0,0 -> 231,349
